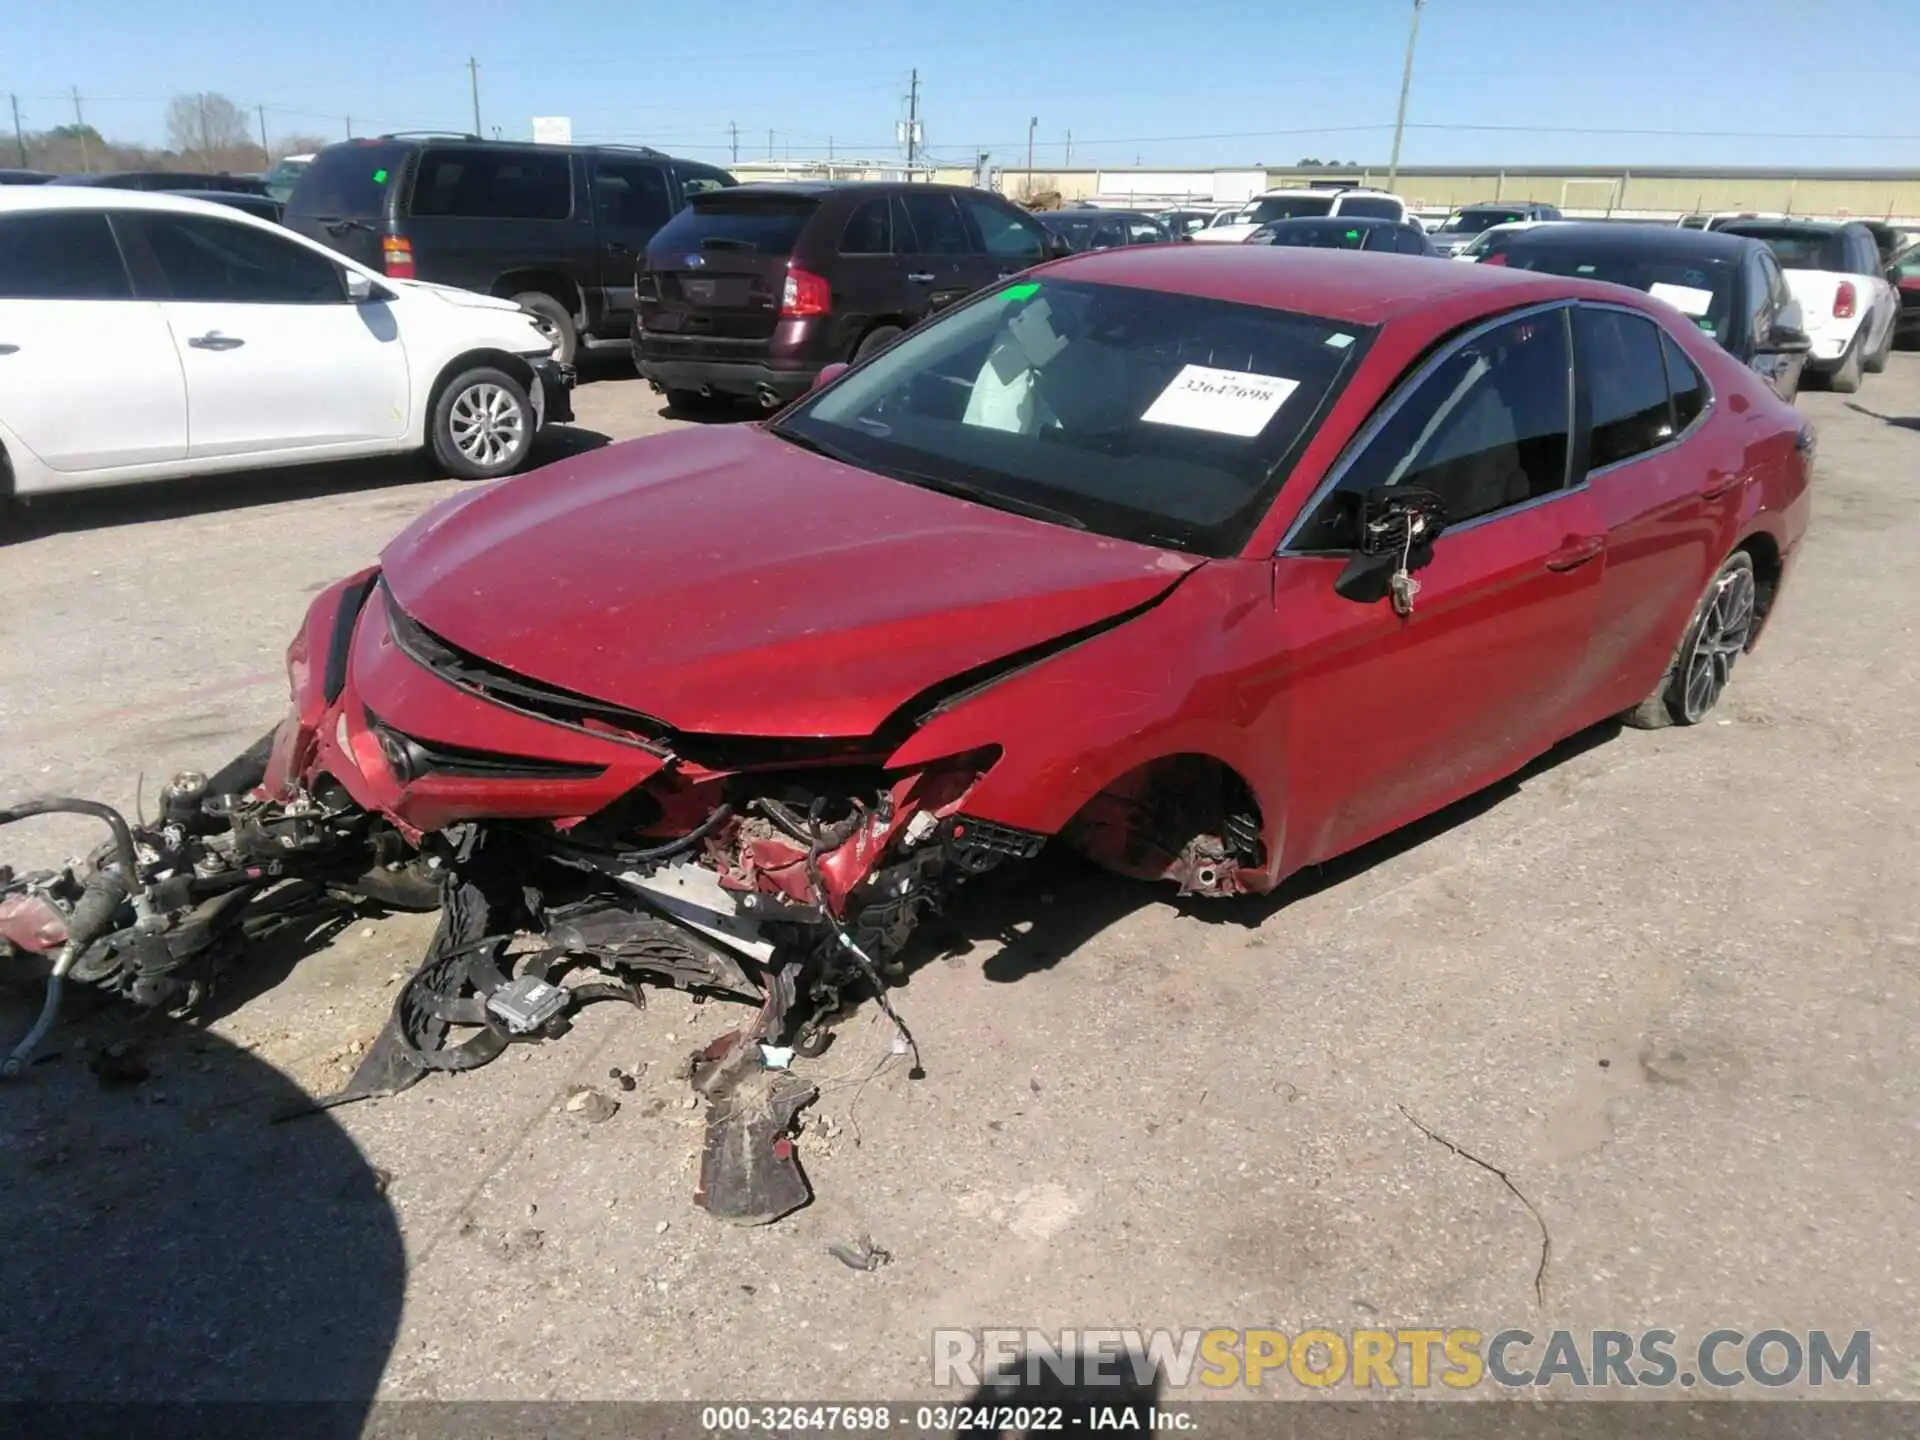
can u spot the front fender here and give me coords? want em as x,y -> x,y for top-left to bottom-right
886,560 -> 1286,876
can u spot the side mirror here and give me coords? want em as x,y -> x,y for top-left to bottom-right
345,271 -> 389,303
1761,324 -> 1812,356
1333,486 -> 1448,605
811,361 -> 849,392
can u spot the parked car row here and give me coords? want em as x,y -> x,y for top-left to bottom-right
0,187 -> 573,496
1466,216 -> 1905,397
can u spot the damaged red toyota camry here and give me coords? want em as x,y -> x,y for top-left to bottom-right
3,247 -> 1809,1206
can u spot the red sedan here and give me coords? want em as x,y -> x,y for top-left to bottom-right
1,245 -> 1813,1093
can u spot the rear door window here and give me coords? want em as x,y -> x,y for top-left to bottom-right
1576,306 -> 1673,469
410,147 -> 573,221
592,160 -> 673,230
284,142 -> 409,218
0,211 -> 132,298
899,191 -> 971,256
839,198 -> 894,256
650,193 -> 818,255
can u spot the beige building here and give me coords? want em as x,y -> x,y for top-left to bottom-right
990,164 -> 1920,224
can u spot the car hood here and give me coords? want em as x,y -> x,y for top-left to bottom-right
379,425 -> 1200,738
391,278 -> 527,314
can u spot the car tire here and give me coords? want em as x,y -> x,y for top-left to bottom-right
511,291 -> 578,367
1623,551 -> 1758,730
853,324 -> 903,361
1827,333 -> 1864,393
430,366 -> 536,480
1863,315 -> 1893,374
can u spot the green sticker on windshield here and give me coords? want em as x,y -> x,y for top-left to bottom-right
372,168 -> 389,184
1001,281 -> 1041,303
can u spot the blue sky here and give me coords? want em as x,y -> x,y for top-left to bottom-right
7,0 -> 1918,169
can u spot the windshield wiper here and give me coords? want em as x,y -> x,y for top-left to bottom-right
884,467 -> 1088,531
766,421 -> 859,466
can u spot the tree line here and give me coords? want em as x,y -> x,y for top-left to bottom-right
11,91 -> 330,175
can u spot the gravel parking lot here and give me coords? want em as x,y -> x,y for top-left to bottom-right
3,355 -> 1917,1404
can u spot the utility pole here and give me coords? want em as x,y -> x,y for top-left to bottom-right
767,127 -> 774,160
345,114 -> 353,139
1025,115 -> 1037,199
71,86 -> 91,172
728,120 -> 739,164
1386,0 -> 1425,191
10,94 -> 26,168
904,67 -> 920,172
468,56 -> 482,136
1065,129 -> 1072,167
257,103 -> 271,165
198,95 -> 213,167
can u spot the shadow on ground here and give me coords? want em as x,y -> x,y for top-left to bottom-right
0,982 -> 403,1415
3,424 -> 610,544
1843,400 -> 1920,432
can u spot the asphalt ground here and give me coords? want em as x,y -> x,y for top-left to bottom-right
2,351 -> 1916,1407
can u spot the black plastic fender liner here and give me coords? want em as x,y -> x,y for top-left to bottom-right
322,571 -> 380,706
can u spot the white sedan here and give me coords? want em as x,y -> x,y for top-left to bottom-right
0,187 -> 572,498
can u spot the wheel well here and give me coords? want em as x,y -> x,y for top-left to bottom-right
491,271 -> 585,324
424,349 -> 538,433
1736,532 -> 1782,634
1059,753 -> 1267,896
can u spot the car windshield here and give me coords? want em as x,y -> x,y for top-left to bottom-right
1718,226 -> 1841,270
1438,208 -> 1525,235
769,278 -> 1371,556
1241,195 -> 1335,224
1502,245 -> 1736,336
652,193 -> 817,254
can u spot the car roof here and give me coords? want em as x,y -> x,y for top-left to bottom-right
697,181 -> 978,201
1038,208 -> 1159,222
1496,221 -> 1755,262
1262,215 -> 1408,232
1041,243 -> 1639,325
1717,219 -> 1847,237
0,185 -> 298,231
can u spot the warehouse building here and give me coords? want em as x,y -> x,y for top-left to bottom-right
990,164 -> 1920,225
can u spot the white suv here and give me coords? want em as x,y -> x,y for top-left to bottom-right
1191,187 -> 1412,244
0,188 -> 573,498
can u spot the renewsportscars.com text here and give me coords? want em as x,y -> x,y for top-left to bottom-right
931,1328 -> 1872,1391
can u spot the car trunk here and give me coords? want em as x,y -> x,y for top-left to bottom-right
639,191 -> 820,345
282,140 -> 412,270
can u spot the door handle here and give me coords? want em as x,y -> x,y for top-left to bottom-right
1544,535 -> 1604,571
906,271 -> 936,283
1701,471 -> 1749,499
0,343 -> 17,355
187,332 -> 245,351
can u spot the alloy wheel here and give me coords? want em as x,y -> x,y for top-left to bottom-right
447,383 -> 526,469
1680,566 -> 1757,723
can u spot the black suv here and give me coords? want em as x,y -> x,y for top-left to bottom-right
285,135 -> 736,363
634,181 -> 1069,411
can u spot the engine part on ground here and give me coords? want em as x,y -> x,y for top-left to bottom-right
696,1057 -> 819,1226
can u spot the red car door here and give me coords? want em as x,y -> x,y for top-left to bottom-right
1267,304 -> 1608,871
1566,305 -> 1722,722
